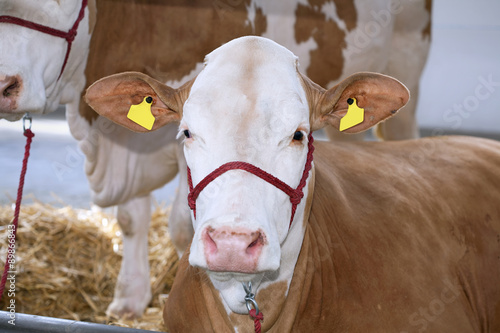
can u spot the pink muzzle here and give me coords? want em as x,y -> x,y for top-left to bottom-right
187,134 -> 315,228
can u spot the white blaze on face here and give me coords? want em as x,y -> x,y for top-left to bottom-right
184,37 -> 310,283
0,0 -> 91,120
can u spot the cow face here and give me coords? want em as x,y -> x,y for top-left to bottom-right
0,0 -> 94,120
85,36 -> 409,314
182,37 -> 312,275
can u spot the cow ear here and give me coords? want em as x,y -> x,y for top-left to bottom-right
306,72 -> 410,133
85,71 -> 191,132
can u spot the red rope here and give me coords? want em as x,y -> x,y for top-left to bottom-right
0,0 -> 88,80
249,309 -> 264,333
187,133 -> 314,228
0,129 -> 35,302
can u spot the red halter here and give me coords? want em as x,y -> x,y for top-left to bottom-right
0,0 -> 88,80
187,133 -> 315,229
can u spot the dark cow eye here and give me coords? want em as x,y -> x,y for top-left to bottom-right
293,131 -> 304,141
183,129 -> 191,139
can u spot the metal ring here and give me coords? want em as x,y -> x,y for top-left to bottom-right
23,113 -> 32,132
245,297 -> 260,315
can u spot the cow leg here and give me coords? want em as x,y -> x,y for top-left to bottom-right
107,195 -> 152,318
169,144 -> 194,257
376,0 -> 431,140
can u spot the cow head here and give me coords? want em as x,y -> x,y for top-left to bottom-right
0,0 -> 94,120
85,36 -> 408,314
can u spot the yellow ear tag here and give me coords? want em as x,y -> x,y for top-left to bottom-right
127,96 -> 155,130
339,97 -> 364,131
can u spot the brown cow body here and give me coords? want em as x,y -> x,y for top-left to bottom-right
84,36 -> 499,330
165,137 -> 500,332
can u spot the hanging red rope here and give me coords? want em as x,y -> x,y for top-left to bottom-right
249,308 -> 264,333
0,118 -> 35,302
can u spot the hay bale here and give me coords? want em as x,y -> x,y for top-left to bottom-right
0,201 -> 178,331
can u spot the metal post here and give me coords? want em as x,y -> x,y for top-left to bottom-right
0,311 -> 163,332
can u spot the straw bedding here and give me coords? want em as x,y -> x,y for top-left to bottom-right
0,201 -> 179,331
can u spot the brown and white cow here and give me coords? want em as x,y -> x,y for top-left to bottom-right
86,37 -> 500,332
71,0 -> 432,317
0,0 -> 94,120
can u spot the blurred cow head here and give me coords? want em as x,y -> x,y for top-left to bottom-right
0,0 -> 94,120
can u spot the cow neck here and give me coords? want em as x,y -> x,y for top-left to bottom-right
187,133 -> 315,229
0,0 -> 88,80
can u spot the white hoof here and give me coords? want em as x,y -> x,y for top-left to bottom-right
106,278 -> 152,318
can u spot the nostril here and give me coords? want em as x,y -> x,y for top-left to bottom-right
4,83 -> 17,97
203,227 -> 218,254
247,232 -> 261,248
1,76 -> 21,98
246,231 -> 263,255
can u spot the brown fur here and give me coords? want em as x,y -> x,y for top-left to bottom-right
80,0 -> 267,123
164,137 -> 500,332
294,0 -> 356,87
87,0 -> 96,34
423,0 -> 432,39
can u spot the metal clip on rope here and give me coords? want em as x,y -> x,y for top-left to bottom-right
243,281 -> 259,315
23,112 -> 32,133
